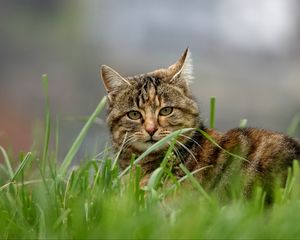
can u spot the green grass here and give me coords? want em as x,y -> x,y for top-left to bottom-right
0,75 -> 300,239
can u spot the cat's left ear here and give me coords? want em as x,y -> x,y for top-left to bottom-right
167,48 -> 193,86
100,65 -> 131,93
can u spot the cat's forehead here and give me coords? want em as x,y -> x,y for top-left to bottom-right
125,68 -> 169,83
125,72 -> 170,97
111,74 -> 178,111
133,75 -> 162,109
126,74 -> 158,85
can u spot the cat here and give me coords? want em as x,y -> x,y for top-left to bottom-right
100,48 -> 300,197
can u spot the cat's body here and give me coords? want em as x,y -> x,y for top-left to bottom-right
100,48 -> 300,196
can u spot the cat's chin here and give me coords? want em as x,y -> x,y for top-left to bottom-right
131,141 -> 168,153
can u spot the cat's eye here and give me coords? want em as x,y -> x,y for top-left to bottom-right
127,111 -> 142,120
159,107 -> 173,116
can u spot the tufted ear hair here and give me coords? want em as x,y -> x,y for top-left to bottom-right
167,48 -> 194,85
100,65 -> 131,93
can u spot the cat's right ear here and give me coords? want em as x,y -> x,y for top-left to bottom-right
100,65 -> 131,93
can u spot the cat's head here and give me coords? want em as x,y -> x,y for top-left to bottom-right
100,48 -> 200,153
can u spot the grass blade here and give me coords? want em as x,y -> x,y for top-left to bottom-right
287,113 -> 300,137
11,152 -> 32,181
179,163 -> 211,202
42,74 -> 51,172
210,96 -> 216,129
111,132 -> 128,171
147,167 -> 164,190
37,204 -> 46,239
239,119 -> 248,128
58,96 -> 107,177
282,160 -> 299,202
0,145 -> 14,179
197,128 -> 249,163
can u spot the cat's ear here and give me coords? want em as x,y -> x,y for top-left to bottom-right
100,65 -> 131,93
167,48 -> 193,86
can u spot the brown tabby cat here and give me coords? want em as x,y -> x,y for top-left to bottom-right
100,48 -> 300,197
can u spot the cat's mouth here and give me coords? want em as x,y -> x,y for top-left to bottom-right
132,138 -> 167,152
145,139 -> 157,144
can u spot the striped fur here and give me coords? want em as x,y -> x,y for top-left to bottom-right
100,48 -> 300,196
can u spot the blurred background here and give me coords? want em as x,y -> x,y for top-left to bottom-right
1,0 -> 300,158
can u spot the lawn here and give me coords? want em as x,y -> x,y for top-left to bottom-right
0,75 -> 300,239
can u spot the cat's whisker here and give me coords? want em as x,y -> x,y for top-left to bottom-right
118,133 -> 138,153
180,134 -> 202,148
122,132 -> 135,142
167,142 -> 184,164
121,140 -> 134,150
123,136 -> 135,145
173,145 -> 185,164
112,132 -> 132,164
175,140 -> 198,163
123,137 -> 137,148
118,132 -> 130,150
121,140 -> 138,155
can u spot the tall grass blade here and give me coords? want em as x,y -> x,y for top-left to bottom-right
0,145 -> 14,179
53,209 -> 71,230
239,119 -> 248,128
0,182 -> 13,192
42,74 -> 51,172
111,132 -> 128,171
63,168 -> 76,209
163,165 -> 213,197
55,116 -> 60,166
282,160 -> 299,202
11,152 -> 32,181
197,128 -> 249,163
147,167 -> 164,190
210,96 -> 216,129
179,163 -> 211,202
281,167 -> 293,203
160,137 -> 177,169
134,164 -> 142,201
147,141 -> 183,190
287,113 -> 300,137
253,187 -> 266,212
37,204 -> 46,239
59,96 -> 107,177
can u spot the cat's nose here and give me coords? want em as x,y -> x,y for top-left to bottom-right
146,127 -> 157,136
145,124 -> 157,136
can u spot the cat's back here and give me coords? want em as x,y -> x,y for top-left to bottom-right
199,127 -> 300,177
193,127 -> 300,196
